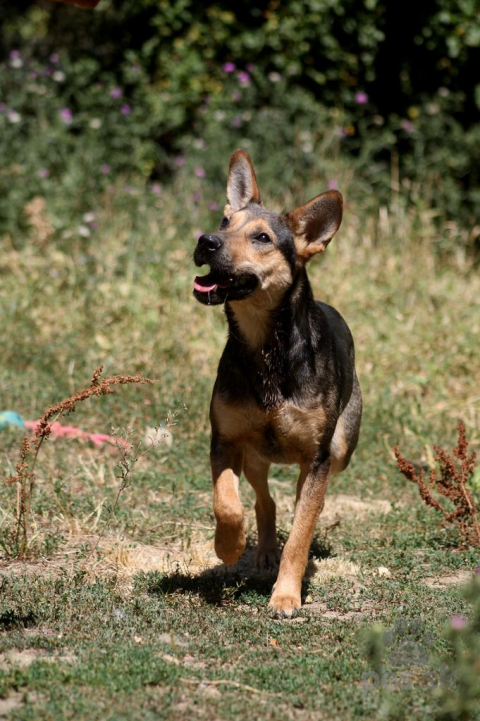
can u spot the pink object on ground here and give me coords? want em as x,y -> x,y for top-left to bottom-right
24,420 -> 129,448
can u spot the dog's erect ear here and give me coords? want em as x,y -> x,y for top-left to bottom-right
226,149 -> 261,213
287,190 -> 343,261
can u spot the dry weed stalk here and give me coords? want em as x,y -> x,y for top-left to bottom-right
5,366 -> 153,558
393,421 -> 480,547
87,405 -> 186,559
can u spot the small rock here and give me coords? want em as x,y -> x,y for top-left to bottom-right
161,653 -> 180,665
378,566 -> 391,577
158,631 -> 188,647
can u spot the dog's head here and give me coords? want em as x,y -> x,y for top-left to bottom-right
193,149 -> 343,306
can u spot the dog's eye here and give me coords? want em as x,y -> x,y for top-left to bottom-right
219,217 -> 229,230
254,233 -> 272,244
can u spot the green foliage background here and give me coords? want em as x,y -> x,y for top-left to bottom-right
1,0 -> 480,241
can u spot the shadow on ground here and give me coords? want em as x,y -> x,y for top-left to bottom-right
142,536 -> 333,606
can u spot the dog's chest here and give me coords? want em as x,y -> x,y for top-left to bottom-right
212,395 -> 326,463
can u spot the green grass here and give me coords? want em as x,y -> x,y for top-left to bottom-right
1,185 -> 479,720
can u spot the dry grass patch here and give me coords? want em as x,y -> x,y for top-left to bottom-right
0,649 -> 77,670
423,569 -> 474,589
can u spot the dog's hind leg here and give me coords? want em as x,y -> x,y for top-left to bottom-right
269,452 -> 331,618
211,440 -> 246,566
243,452 -> 279,569
329,373 -> 362,475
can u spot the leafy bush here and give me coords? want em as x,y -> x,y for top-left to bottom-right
1,0 -> 479,241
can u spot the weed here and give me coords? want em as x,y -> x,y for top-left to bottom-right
88,405 -> 186,558
4,366 -> 153,559
439,569 -> 480,720
394,421 -> 480,548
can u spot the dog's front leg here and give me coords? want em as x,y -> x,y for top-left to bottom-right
269,452 -> 331,618
211,438 -> 246,566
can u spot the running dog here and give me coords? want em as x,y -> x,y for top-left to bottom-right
193,150 -> 362,617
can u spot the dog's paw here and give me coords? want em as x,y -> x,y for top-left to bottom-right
256,546 -> 280,570
268,591 -> 301,619
214,514 -> 246,566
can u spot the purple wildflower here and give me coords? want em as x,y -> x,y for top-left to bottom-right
355,91 -> 368,104
450,615 -> 467,631
209,201 -> 219,211
120,104 -> 131,115
0,103 -> 6,113
151,182 -> 162,195
339,128 -> 348,139
60,108 -> 72,124
49,53 -> 60,64
231,116 -> 242,128
194,229 -> 203,240
37,168 -> 50,179
100,164 -> 111,175
44,67 -> 53,77
29,71 -> 38,79
232,92 -> 242,102
111,87 -> 123,99
174,156 -> 185,168
223,62 -> 236,73
194,167 -> 205,178
238,71 -> 250,86
327,180 -> 338,190
401,119 -> 414,133
191,192 -> 201,203
10,50 -> 21,60
124,185 -> 133,194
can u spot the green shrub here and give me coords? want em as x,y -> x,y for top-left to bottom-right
1,0 -> 479,241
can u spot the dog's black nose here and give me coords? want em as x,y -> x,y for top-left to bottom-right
198,234 -> 222,252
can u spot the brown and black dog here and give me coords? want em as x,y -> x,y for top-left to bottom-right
193,150 -> 362,617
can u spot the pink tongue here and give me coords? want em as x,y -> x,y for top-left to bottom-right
194,276 -> 218,293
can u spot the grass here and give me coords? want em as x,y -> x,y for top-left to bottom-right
0,179 -> 479,720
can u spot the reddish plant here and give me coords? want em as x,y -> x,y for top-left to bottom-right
5,366 -> 153,558
393,421 -> 480,548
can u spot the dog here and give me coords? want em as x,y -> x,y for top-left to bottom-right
193,150 -> 362,617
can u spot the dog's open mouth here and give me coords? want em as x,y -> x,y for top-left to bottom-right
193,271 -> 258,305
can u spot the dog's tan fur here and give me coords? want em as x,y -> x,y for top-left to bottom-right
217,208 -> 294,347
212,396 -> 328,465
